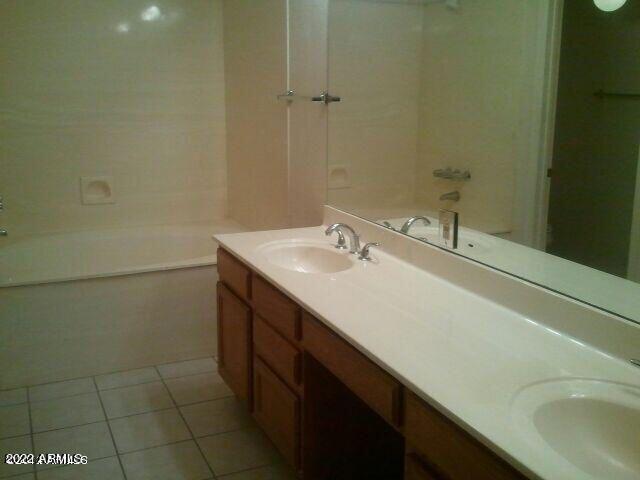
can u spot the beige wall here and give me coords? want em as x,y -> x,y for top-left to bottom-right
0,0 -> 227,236
327,0 -> 423,213
415,0 -> 544,233
223,0 -> 290,231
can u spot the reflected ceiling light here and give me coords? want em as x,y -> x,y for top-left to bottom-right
593,0 -> 627,11
141,5 -> 162,22
115,22 -> 130,33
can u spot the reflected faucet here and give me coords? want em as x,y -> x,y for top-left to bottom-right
440,191 -> 460,202
400,216 -> 431,234
325,223 -> 360,254
0,195 -> 5,236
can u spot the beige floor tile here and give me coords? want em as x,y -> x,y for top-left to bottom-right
33,422 -> 115,470
197,428 -> 280,476
0,404 -> 30,438
30,393 -> 104,433
95,367 -> 160,391
219,464 -> 297,480
37,456 -> 124,480
0,435 -> 33,477
120,440 -> 212,480
0,388 -> 27,407
165,372 -> 232,406
99,382 -> 174,419
109,409 -> 191,453
157,358 -> 216,379
29,379 -> 95,402
180,398 -> 252,438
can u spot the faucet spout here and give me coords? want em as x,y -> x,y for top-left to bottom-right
325,223 -> 360,254
400,216 -> 431,234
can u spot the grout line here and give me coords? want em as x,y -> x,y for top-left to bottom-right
154,366 -> 218,480
25,387 -> 37,479
91,377 -> 128,480
4,355 -> 217,395
23,367 -> 220,406
17,394 -> 235,439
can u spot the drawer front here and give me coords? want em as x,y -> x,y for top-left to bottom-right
252,275 -> 301,343
218,248 -> 251,301
254,315 -> 302,389
404,392 -> 525,480
217,282 -> 252,406
302,312 -> 402,427
253,357 -> 300,470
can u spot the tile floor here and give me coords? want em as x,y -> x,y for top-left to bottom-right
0,358 -> 297,480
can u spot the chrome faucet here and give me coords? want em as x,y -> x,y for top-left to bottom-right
325,223 -> 360,254
0,195 -> 5,236
400,216 -> 431,234
440,191 -> 460,202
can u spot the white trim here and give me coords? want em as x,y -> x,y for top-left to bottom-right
628,145 -> 640,281
512,0 -> 564,249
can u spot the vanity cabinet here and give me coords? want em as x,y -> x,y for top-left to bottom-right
216,247 -> 528,480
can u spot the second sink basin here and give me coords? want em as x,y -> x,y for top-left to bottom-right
511,378 -> 640,479
259,240 -> 354,274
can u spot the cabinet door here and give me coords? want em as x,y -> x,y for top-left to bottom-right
217,282 -> 252,407
253,357 -> 300,470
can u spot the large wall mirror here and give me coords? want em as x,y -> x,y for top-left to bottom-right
326,0 -> 640,323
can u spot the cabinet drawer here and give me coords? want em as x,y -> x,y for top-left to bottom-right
404,392 -> 525,480
254,315 -> 302,390
217,282 -> 252,406
302,312 -> 402,427
253,357 -> 300,470
252,275 -> 301,343
218,248 -> 251,301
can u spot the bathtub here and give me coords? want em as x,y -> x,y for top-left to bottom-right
0,221 -> 245,389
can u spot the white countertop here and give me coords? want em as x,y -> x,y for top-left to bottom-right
215,225 -> 640,480
379,215 -> 640,323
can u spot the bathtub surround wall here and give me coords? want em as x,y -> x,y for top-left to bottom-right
0,0 -> 228,236
415,0 -> 548,236
327,0 -> 423,212
223,0 -> 329,230
326,0 -> 550,240
223,0 -> 290,231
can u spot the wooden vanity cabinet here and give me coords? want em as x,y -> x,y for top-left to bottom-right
216,247 -> 530,480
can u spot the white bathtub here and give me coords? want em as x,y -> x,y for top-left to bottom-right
0,221 -> 245,389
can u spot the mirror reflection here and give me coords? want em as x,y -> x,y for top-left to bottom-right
326,0 -> 640,322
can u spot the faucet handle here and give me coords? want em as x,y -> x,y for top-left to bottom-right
358,242 -> 380,261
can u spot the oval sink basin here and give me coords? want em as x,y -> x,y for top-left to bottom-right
511,379 -> 640,479
260,241 -> 354,274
